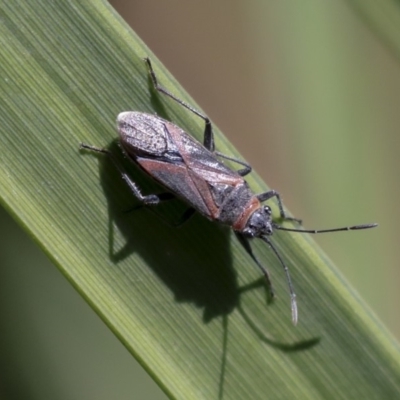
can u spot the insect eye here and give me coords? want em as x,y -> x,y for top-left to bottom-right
264,206 -> 271,215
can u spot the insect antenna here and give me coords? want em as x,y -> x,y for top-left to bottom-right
272,222 -> 378,234
266,222 -> 377,324
260,235 -> 298,325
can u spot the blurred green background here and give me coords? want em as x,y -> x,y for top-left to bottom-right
1,1 -> 399,399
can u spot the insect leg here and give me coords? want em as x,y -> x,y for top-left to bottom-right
80,143 -> 160,205
126,192 -> 196,227
144,57 -> 215,151
124,192 -> 176,213
257,190 -> 302,224
215,151 -> 252,176
235,232 -> 275,299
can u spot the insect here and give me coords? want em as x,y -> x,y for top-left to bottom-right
80,57 -> 377,325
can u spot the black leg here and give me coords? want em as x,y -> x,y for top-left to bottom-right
124,192 -> 176,213
257,189 -> 302,224
144,57 -> 215,152
214,151 -> 252,176
235,232 -> 275,299
80,143 -> 160,205
143,57 -> 256,175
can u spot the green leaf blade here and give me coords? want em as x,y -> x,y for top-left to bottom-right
0,1 -> 399,399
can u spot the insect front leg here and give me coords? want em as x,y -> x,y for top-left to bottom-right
80,143 -> 160,205
257,189 -> 302,225
144,57 -> 215,152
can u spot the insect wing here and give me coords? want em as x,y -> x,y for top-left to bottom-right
161,121 -> 244,218
138,157 -> 217,217
135,118 -> 243,219
165,121 -> 242,185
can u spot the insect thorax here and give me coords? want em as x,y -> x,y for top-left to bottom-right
212,182 -> 255,226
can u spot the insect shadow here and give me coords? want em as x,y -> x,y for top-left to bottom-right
81,58 -> 322,397
85,141 -> 321,338
86,142 -> 320,399
83,137 -> 320,400
91,140 -> 239,322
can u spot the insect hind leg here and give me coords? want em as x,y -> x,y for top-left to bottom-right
143,57 -> 215,152
80,143 -> 160,205
144,59 -> 252,176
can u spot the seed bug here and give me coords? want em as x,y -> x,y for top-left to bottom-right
80,57 -> 377,325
